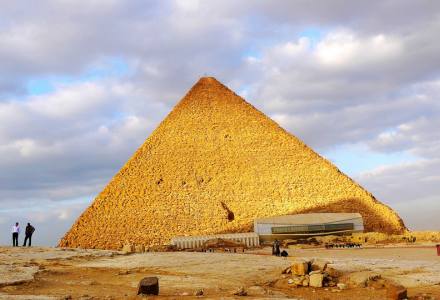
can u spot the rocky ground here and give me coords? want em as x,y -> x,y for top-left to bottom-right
0,244 -> 439,299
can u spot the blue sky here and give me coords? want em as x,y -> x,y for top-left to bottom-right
1,0 -> 439,246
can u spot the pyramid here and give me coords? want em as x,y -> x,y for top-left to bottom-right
59,77 -> 405,249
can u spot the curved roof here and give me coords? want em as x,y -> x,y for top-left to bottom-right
254,213 -> 363,225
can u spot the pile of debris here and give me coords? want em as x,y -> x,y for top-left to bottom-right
281,258 -> 340,288
280,260 -> 409,299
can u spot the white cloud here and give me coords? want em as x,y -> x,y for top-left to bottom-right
0,1 -> 440,242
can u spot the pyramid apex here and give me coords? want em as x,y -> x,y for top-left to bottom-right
197,76 -> 221,84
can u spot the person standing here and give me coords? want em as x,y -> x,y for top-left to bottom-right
12,222 -> 20,247
275,239 -> 281,256
23,223 -> 35,247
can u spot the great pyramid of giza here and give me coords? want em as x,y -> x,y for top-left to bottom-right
59,77 -> 405,249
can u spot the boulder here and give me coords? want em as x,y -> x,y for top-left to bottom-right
311,259 -> 328,272
309,273 -> 324,288
137,277 -> 159,296
325,266 -> 342,278
386,283 -> 407,300
291,261 -> 309,276
341,271 -> 381,288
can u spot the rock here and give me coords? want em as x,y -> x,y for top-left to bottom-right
302,277 -> 309,286
134,245 -> 145,253
325,266 -> 342,278
180,292 -> 190,296
309,270 -> 321,275
309,273 -> 324,288
385,283 -> 407,300
337,283 -> 347,290
341,271 -> 381,288
288,279 -> 294,284
194,289 -> 204,296
247,286 -> 266,296
232,287 -> 247,296
137,277 -> 159,296
368,278 -> 386,289
311,259 -> 328,272
282,266 -> 292,274
291,261 -> 309,276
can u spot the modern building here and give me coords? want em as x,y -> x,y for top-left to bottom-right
254,213 -> 364,242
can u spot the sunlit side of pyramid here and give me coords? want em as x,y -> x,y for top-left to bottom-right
59,77 -> 405,249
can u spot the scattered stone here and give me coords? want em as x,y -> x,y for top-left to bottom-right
194,289 -> 204,296
326,266 -> 342,278
311,259 -> 328,272
337,283 -> 347,290
291,261 -> 309,276
302,277 -> 309,287
309,273 -> 324,288
137,277 -> 159,296
385,283 -> 407,300
341,271 -> 381,288
232,286 -> 247,296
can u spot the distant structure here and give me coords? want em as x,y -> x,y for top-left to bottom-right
254,213 -> 364,242
59,77 -> 405,250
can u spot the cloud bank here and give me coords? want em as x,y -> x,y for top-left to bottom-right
1,0 -> 439,245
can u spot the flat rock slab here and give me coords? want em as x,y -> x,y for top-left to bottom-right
0,265 -> 39,287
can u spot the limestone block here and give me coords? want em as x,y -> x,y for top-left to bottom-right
309,273 -> 324,288
291,261 -> 309,276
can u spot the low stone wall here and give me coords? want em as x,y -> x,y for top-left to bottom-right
171,232 -> 260,249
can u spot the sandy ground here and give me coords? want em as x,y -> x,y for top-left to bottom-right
0,245 -> 439,299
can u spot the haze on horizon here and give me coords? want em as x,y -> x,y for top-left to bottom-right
1,0 -> 439,246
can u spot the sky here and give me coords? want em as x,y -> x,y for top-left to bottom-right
1,0 -> 439,246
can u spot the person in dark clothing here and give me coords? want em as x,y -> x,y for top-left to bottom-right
23,223 -> 35,247
12,222 -> 20,247
275,239 -> 281,256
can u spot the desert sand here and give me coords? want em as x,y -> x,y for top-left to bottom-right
1,243 -> 439,299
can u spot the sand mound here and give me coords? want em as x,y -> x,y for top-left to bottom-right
59,77 -> 405,249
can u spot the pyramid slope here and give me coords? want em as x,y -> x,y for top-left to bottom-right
59,77 -> 405,249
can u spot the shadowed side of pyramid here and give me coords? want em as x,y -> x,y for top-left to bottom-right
59,77 -> 405,249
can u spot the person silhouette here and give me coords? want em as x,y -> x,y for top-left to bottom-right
11,222 -> 20,247
23,223 -> 35,247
